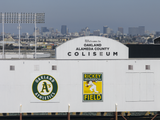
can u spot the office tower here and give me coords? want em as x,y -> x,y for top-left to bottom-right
128,26 -> 145,35
41,27 -> 49,33
156,32 -> 160,36
81,27 -> 90,36
61,25 -> 67,34
118,27 -> 124,35
93,30 -> 100,36
138,26 -> 145,35
103,26 -> 113,35
128,27 -> 138,35
103,26 -> 108,34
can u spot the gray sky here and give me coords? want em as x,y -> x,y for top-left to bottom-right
0,0 -> 159,34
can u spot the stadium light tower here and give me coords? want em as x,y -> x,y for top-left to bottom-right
0,12 -> 45,59
2,13 -> 4,59
18,13 -> 21,59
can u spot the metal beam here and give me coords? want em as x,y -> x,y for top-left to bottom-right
151,114 -> 158,120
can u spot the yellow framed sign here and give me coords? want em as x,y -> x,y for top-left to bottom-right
83,73 -> 103,102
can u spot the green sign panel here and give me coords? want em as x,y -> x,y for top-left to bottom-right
32,74 -> 58,101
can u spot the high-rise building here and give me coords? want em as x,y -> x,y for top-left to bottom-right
118,27 -> 124,35
103,26 -> 108,34
128,26 -> 145,35
41,27 -> 49,33
103,26 -> 113,35
93,30 -> 100,36
80,27 -> 90,36
156,32 -> 160,36
61,25 -> 67,34
128,27 -> 138,35
138,26 -> 145,35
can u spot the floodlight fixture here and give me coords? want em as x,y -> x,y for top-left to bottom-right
0,12 -> 45,59
0,12 -> 45,24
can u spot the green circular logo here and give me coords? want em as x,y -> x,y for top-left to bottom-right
32,74 -> 58,101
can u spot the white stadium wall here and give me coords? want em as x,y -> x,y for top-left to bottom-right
0,59 -> 159,113
0,36 -> 159,113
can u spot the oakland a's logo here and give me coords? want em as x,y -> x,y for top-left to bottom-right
32,74 -> 58,101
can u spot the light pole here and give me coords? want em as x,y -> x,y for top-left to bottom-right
18,13 -> 21,59
2,13 -> 4,59
34,13 -> 37,59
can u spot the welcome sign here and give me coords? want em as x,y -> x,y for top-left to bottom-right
56,36 -> 128,59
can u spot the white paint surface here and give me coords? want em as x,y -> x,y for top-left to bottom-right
0,59 -> 159,113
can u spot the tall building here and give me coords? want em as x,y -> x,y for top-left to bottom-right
80,27 -> 90,36
118,27 -> 124,35
61,25 -> 67,35
93,30 -> 100,36
128,27 -> 138,35
128,26 -> 145,35
103,26 -> 113,35
41,27 -> 49,33
103,26 -> 108,34
156,32 -> 160,36
138,26 -> 145,35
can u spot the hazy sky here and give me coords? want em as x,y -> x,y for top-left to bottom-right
0,0 -> 160,34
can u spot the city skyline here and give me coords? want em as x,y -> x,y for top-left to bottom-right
0,25 -> 147,35
0,24 -> 150,36
0,0 -> 160,34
